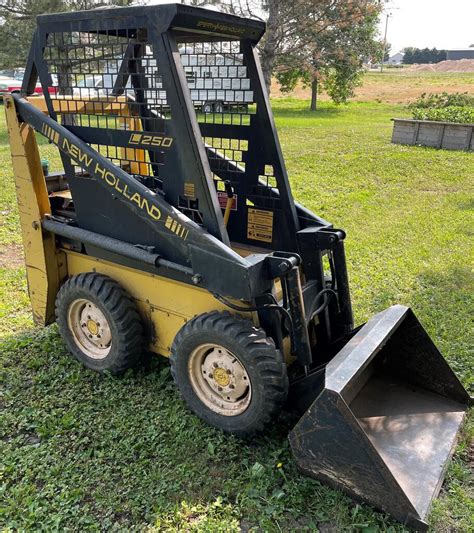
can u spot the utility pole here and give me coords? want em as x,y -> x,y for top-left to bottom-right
380,12 -> 392,73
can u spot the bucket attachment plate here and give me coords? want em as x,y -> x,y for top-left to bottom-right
289,305 -> 470,530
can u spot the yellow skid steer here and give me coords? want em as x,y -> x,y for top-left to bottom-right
5,4 -> 471,530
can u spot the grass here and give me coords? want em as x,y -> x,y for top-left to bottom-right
1,97 -> 473,532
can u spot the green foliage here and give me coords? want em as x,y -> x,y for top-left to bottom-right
0,0 -> 136,69
409,92 -> 474,123
409,92 -> 474,109
412,106 -> 474,124
322,61 -> 364,104
0,99 -> 473,531
275,68 -> 312,93
402,47 -> 447,65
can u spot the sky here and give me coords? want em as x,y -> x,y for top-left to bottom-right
146,0 -> 474,55
378,0 -> 474,54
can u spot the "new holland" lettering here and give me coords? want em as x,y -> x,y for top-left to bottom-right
61,136 -> 161,221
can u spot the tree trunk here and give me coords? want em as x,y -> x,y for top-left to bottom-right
259,0 -> 280,95
261,58 -> 274,95
310,78 -> 318,111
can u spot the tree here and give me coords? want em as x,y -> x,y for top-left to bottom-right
0,1 -> 135,69
402,46 -> 447,65
403,47 -> 414,64
383,42 -> 392,62
273,0 -> 383,110
222,1 -> 382,109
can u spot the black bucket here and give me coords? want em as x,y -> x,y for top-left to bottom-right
289,305 -> 471,531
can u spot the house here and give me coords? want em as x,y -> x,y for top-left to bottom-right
446,49 -> 474,60
388,52 -> 404,65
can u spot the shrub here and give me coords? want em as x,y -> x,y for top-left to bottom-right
409,92 -> 474,109
409,92 -> 474,123
411,106 -> 474,124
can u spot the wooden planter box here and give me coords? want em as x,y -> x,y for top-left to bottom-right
392,118 -> 474,151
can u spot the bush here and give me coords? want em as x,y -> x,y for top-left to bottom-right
409,92 -> 474,109
409,92 -> 474,124
412,106 -> 474,124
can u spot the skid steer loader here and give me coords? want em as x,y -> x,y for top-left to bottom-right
5,4 -> 470,530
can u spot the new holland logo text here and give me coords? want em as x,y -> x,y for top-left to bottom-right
60,137 -> 162,221
129,133 -> 173,148
196,20 -> 246,35
40,122 -> 190,238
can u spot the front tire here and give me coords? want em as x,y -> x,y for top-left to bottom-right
170,311 -> 288,437
55,273 -> 144,374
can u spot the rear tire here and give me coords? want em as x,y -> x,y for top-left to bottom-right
55,273 -> 144,374
202,102 -> 213,113
170,311 -> 288,437
214,101 -> 224,114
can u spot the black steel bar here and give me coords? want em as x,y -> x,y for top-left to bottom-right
332,241 -> 354,333
42,218 -> 194,277
285,267 -> 313,367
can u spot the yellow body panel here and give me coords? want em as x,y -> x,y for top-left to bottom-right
64,250 -> 253,356
26,94 -> 129,115
4,95 -> 64,325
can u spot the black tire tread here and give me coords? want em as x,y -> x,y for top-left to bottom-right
170,311 -> 288,436
55,273 -> 144,374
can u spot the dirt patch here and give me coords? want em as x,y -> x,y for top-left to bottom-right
405,59 -> 474,73
0,243 -> 24,268
270,71 -> 474,104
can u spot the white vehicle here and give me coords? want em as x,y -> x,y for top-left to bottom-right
72,47 -> 253,112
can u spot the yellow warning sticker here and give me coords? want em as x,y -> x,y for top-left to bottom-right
184,182 -> 195,198
247,208 -> 273,243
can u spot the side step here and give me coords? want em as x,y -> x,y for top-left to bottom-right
289,305 -> 471,531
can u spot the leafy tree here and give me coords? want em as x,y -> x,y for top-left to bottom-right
0,0 -> 135,69
403,47 -> 414,64
223,0 -> 383,108
402,46 -> 446,65
273,0 -> 383,110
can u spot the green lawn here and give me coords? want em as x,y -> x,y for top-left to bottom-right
1,99 -> 473,532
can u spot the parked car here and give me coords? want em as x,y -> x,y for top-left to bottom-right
0,69 -> 57,99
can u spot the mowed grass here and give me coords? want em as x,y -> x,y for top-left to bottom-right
1,98 -> 473,531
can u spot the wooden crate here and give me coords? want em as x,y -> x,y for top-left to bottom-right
392,119 -> 473,151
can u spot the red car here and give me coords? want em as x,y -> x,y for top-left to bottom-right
0,69 -> 57,98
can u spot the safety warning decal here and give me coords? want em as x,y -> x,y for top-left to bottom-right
184,182 -> 195,198
217,191 -> 238,210
247,208 -> 273,243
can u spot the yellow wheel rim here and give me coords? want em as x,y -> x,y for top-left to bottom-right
188,343 -> 251,416
67,298 -> 112,360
